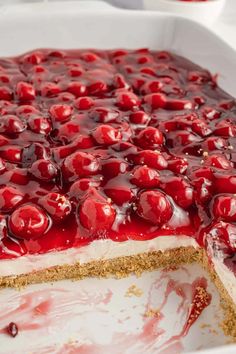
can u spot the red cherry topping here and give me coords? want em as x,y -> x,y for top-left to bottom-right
0,186 -> 24,212
0,87 -> 12,101
163,177 -> 194,209
62,151 -> 99,182
168,156 -> 188,174
67,82 -> 87,97
131,166 -> 160,188
39,193 -> 71,222
22,51 -> 44,65
104,186 -> 134,205
0,48 -> 234,261
137,190 -> 173,225
144,93 -> 167,109
16,82 -> 36,101
212,196 -> 236,222
28,115 -> 52,135
129,111 -> 150,125
9,204 -> 49,240
193,177 -> 213,204
133,150 -> 168,170
29,159 -> 57,181
102,158 -> 128,178
166,99 -> 193,111
89,107 -> 119,123
0,115 -> 26,134
75,97 -> 94,110
135,127 -> 164,149
79,194 -> 116,231
92,125 -> 121,145
49,104 -> 73,122
204,154 -> 232,170
116,91 -> 140,110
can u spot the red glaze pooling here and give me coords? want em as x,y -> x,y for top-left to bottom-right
0,48 -> 235,268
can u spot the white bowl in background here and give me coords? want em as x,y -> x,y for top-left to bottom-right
143,0 -> 226,26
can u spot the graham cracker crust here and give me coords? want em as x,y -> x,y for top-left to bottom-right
0,245 -> 235,340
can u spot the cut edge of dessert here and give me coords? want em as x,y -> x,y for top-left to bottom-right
0,48 -> 235,339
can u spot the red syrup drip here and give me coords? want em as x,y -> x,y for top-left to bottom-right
0,48 -> 235,263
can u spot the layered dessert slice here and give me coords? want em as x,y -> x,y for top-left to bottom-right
0,48 -> 235,336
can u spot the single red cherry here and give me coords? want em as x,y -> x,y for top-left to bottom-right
163,177 -> 194,209
0,86 -> 12,101
0,115 -> 26,134
116,90 -> 140,110
9,204 -> 49,240
39,193 -> 71,222
140,80 -> 163,95
204,154 -> 232,170
113,74 -> 130,89
214,119 -> 236,137
89,107 -> 119,123
214,175 -> 236,194
22,51 -> 44,65
212,195 -> 236,222
137,190 -> 173,225
135,127 -> 164,149
29,159 -> 57,181
92,125 -> 121,145
28,116 -> 52,135
166,99 -> 193,110
49,104 -> 73,123
62,151 -> 99,182
203,137 -> 227,151
0,186 -> 24,212
131,165 -> 160,188
80,52 -> 100,62
191,119 -> 212,137
168,156 -> 188,174
79,194 -> 116,231
104,186 -> 134,205
75,97 -> 94,110
102,158 -> 128,178
144,93 -> 167,109
89,81 -> 108,95
129,111 -> 150,125
16,82 -> 36,101
0,146 -> 22,163
67,82 -> 87,97
132,150 -> 168,170
193,177 -> 213,204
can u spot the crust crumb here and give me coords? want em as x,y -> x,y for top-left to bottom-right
144,308 -> 160,318
125,284 -> 143,298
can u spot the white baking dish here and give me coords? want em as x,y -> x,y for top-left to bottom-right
0,1 -> 235,353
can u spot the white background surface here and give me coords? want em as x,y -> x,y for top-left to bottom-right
0,0 -> 235,48
0,1 -> 235,353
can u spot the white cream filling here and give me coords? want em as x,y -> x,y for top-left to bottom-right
0,235 -> 198,277
212,259 -> 236,305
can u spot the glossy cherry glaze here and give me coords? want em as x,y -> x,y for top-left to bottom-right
0,49 -> 235,269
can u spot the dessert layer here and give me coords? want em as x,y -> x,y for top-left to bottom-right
0,48 -> 235,262
0,235 -> 197,277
